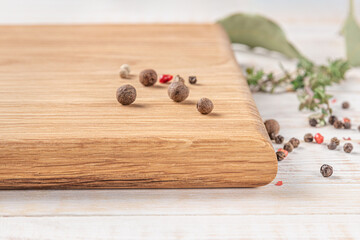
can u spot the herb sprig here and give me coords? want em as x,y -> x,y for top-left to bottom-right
245,59 -> 350,125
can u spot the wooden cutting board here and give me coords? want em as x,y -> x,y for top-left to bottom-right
0,24 -> 277,189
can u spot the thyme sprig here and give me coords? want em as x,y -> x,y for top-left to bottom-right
245,59 -> 350,125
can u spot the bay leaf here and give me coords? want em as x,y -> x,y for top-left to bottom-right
217,13 -> 304,59
341,0 -> 360,66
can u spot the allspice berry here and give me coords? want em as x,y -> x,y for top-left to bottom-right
309,118 -> 317,127
320,164 -> 333,177
283,142 -> 294,153
342,101 -> 350,109
334,120 -> 343,129
264,119 -> 280,139
276,151 -> 286,161
331,137 -> 340,146
139,69 -> 157,86
343,143 -> 353,153
304,133 -> 313,142
274,135 -> 284,144
327,142 -> 337,150
328,115 -> 338,125
289,137 -> 300,148
168,78 -> 189,102
197,98 -> 214,114
116,84 -> 136,105
344,121 -> 351,129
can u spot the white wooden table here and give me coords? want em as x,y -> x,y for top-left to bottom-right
1,10 -> 360,240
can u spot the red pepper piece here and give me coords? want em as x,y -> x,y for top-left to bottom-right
159,74 -> 173,84
275,181 -> 283,186
314,133 -> 324,144
343,118 -> 351,123
277,148 -> 288,157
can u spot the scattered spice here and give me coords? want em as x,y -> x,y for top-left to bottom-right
304,133 -> 314,142
328,115 -> 338,125
331,98 -> 337,104
159,74 -> 173,84
343,143 -> 353,153
333,120 -> 343,129
289,137 -> 300,148
309,118 -> 318,127
274,135 -> 284,144
264,119 -> 280,140
283,142 -> 294,153
116,84 -> 136,105
344,121 -> 351,129
174,75 -> 185,83
189,76 -> 197,84
139,69 -> 158,86
343,137 -> 351,140
314,133 -> 324,144
343,117 -> 351,123
320,164 -> 333,177
342,101 -> 350,109
168,77 -> 189,102
275,181 -> 283,186
196,98 -> 214,115
331,137 -> 340,146
119,64 -> 130,79
327,142 -> 337,150
278,148 -> 288,157
276,151 -> 286,161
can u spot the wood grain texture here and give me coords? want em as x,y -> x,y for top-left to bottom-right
0,24 -> 277,189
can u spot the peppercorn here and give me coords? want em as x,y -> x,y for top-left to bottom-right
276,151 -> 286,161
197,98 -> 213,114
333,120 -> 343,129
314,133 -> 324,144
304,133 -> 314,142
309,118 -> 317,127
119,64 -> 130,79
343,143 -> 353,153
283,142 -> 294,153
320,164 -> 333,177
331,137 -> 340,146
116,84 -> 136,105
328,115 -> 338,125
174,75 -> 185,83
342,101 -> 350,109
264,119 -> 280,140
189,76 -> 197,84
139,69 -> 157,86
168,78 -> 189,102
274,135 -> 284,144
327,142 -> 337,150
344,121 -> 351,129
289,137 -> 300,148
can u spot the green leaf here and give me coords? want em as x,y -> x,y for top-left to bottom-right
341,0 -> 360,66
217,13 -> 304,59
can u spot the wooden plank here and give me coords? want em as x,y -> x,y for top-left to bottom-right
1,215 -> 360,239
0,24 -> 277,189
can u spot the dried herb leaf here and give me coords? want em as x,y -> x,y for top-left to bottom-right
342,0 -> 360,66
218,13 -> 304,59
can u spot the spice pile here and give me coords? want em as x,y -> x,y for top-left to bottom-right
264,118 -> 356,179
116,64 -> 213,115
